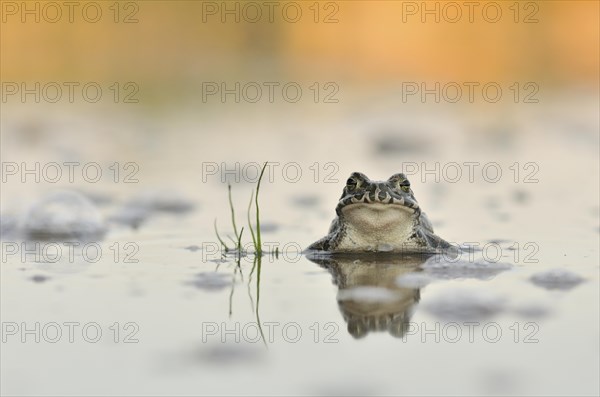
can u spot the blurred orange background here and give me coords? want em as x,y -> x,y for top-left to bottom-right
1,1 -> 598,91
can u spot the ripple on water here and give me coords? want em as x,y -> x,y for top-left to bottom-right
290,195 -> 320,208
129,189 -> 195,213
512,302 -> 552,318
197,344 -> 265,366
110,189 -> 195,229
423,288 -> 507,321
110,205 -> 149,229
258,222 -> 280,233
30,274 -> 50,283
422,256 -> 512,281
184,245 -> 201,252
529,268 -> 585,291
186,272 -> 232,291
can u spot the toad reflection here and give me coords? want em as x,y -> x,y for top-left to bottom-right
307,253 -> 427,339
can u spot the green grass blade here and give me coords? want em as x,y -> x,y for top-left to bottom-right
247,189 -> 257,251
254,255 -> 267,348
228,266 -> 237,318
254,162 -> 268,255
213,218 -> 229,252
237,227 -> 244,262
228,183 -> 240,247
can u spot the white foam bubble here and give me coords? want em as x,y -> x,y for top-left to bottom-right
23,190 -> 106,240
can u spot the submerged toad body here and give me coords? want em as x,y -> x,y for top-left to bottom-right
308,172 -> 451,253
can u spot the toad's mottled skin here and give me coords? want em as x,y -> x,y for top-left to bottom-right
307,172 -> 450,254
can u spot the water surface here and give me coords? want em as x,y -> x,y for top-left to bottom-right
1,98 -> 599,396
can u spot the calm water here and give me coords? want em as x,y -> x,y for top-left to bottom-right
1,95 -> 599,396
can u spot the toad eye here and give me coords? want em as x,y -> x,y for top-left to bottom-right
346,177 -> 358,190
397,180 -> 410,192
